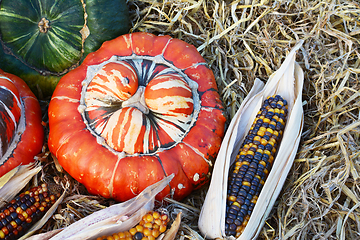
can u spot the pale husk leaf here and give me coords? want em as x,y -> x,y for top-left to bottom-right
36,174 -> 175,240
0,162 -> 41,208
0,166 -> 18,189
198,40 -> 304,240
198,78 -> 265,239
25,229 -> 63,240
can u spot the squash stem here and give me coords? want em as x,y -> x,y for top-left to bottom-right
38,17 -> 50,33
121,86 -> 149,114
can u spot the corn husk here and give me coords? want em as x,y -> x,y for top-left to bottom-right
28,174 -> 176,240
0,162 -> 41,208
160,211 -> 182,240
198,40 -> 305,239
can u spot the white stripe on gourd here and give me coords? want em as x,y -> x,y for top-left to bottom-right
0,76 -> 26,163
80,54 -> 201,156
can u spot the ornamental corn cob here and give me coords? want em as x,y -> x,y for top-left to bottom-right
0,183 -> 59,240
96,210 -> 170,240
225,95 -> 288,237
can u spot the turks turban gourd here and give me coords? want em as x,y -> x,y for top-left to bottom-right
0,0 -> 129,98
0,69 -> 44,177
48,32 -> 226,202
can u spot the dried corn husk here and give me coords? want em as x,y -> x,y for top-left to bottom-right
28,174 -> 177,240
198,40 -> 304,240
159,211 -> 182,240
0,162 -> 41,208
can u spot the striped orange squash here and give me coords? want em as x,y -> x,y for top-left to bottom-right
48,32 -> 226,202
0,69 -> 44,177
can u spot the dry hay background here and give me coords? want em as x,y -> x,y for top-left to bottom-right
35,0 -> 360,239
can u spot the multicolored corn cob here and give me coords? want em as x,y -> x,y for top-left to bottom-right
0,183 -> 59,240
96,210 -> 170,240
225,95 -> 288,237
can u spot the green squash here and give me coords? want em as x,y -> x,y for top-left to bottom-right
0,0 -> 130,98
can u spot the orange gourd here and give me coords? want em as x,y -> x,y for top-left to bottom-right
48,32 -> 226,202
0,69 -> 44,177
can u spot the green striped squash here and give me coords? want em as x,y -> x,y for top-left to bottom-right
0,0 -> 130,98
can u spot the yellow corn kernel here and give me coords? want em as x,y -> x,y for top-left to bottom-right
264,150 -> 271,156
154,219 -> 162,226
152,229 -> 160,238
153,224 -> 160,230
266,128 -> 274,134
241,161 -> 250,166
253,136 -> 261,142
152,211 -> 160,220
144,213 -> 154,223
242,144 -> 250,151
257,130 -> 265,137
16,207 -> 23,214
259,160 -> 266,167
260,138 -> 267,145
135,225 -> 144,233
246,150 -> 255,156
144,222 -> 153,229
159,225 -> 167,233
10,221 -> 17,228
112,234 -> 121,240
242,181 -> 251,187
228,195 -> 237,202
143,228 -> 152,237
116,232 -> 126,238
256,149 -> 263,154
22,211 -> 28,219
129,227 -> 137,236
